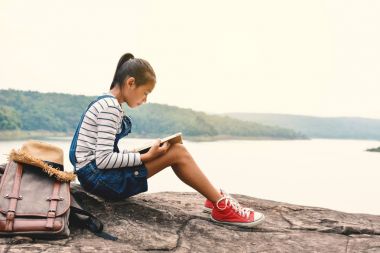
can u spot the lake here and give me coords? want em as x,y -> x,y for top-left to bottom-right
1,138 -> 379,215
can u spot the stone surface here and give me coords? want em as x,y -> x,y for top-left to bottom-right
0,184 -> 380,252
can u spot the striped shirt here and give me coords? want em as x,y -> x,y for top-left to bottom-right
75,93 -> 142,169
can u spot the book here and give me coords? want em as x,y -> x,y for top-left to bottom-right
136,132 -> 183,154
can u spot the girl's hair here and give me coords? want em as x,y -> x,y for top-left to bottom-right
110,53 -> 156,89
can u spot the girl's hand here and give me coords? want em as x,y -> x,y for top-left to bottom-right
141,139 -> 170,162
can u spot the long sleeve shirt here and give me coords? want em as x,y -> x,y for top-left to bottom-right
75,93 -> 142,169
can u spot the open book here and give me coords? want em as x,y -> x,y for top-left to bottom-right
136,132 -> 183,154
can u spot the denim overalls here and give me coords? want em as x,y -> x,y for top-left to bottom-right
69,95 -> 148,201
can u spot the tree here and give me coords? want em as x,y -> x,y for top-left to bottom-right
0,106 -> 21,130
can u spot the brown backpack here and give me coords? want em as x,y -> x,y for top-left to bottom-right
0,160 -> 71,238
0,140 -> 117,240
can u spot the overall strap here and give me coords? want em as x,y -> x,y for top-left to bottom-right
69,95 -> 115,171
113,115 -> 132,153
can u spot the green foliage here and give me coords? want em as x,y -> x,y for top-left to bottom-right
0,89 -> 93,132
0,89 -> 305,139
0,106 -> 21,130
227,113 -> 380,140
127,103 -> 304,139
127,104 -> 219,137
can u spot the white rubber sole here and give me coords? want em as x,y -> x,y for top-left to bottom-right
210,213 -> 266,228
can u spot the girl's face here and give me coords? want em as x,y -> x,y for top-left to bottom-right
123,77 -> 155,108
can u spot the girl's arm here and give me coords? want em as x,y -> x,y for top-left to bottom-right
95,102 -> 142,169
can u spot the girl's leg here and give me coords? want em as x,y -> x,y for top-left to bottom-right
144,143 -> 222,203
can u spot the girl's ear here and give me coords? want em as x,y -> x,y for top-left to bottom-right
126,77 -> 136,89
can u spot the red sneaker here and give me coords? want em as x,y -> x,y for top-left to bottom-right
204,198 -> 214,212
211,196 -> 265,228
203,189 -> 232,213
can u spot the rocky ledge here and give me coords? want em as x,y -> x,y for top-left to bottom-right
1,184 -> 380,252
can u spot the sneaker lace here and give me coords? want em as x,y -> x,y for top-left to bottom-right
220,189 -> 253,213
216,196 -> 252,219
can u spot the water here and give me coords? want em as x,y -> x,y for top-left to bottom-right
1,138 -> 379,215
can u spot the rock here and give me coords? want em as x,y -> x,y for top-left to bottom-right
0,184 -> 380,252
367,147 -> 380,152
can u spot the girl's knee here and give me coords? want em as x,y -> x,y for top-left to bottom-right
169,143 -> 191,165
169,143 -> 187,156
170,142 -> 185,150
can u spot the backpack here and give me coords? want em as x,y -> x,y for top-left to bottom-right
0,141 -> 117,240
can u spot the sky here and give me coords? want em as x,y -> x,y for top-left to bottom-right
0,0 -> 379,118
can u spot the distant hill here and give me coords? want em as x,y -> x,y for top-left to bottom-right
226,113 -> 380,140
0,89 -> 305,140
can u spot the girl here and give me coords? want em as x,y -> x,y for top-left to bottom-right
69,53 -> 265,228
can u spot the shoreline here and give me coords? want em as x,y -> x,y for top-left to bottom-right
1,130 -> 378,143
0,130 -> 308,142
0,130 -> 70,141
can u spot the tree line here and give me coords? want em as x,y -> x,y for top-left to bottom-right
0,89 -> 305,140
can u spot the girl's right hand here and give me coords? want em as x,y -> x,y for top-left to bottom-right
142,139 -> 170,162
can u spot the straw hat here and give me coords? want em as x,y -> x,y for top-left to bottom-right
8,140 -> 76,182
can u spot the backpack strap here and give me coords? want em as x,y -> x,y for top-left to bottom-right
4,163 -> 23,231
69,192 -> 118,241
70,205 -> 118,241
45,181 -> 63,229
